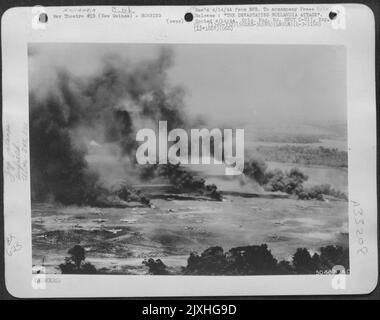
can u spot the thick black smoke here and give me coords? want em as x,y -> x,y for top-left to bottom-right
30,48 -> 187,205
29,94 -> 101,204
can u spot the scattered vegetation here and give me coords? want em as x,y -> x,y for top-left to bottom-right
256,134 -> 322,144
184,245 -> 279,275
59,244 -> 348,276
142,258 -> 170,275
59,245 -> 97,274
254,145 -> 347,168
182,244 -> 349,275
292,248 -> 321,274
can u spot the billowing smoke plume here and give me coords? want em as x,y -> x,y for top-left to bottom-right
30,48 -> 188,205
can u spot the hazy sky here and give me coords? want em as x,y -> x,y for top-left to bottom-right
29,43 -> 346,127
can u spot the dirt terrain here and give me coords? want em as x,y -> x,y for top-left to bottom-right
32,195 -> 348,274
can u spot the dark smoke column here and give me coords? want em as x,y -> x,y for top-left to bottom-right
29,48 -> 188,205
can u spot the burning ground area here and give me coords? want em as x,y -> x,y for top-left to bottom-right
32,195 -> 348,275
29,45 -> 349,275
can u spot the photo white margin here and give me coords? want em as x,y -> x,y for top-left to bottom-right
1,4 -> 377,297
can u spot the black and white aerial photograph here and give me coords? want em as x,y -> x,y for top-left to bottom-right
29,43 -> 349,276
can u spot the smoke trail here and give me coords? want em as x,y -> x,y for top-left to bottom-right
30,48 -> 188,204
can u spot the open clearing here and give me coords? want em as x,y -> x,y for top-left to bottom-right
32,195 -> 348,274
